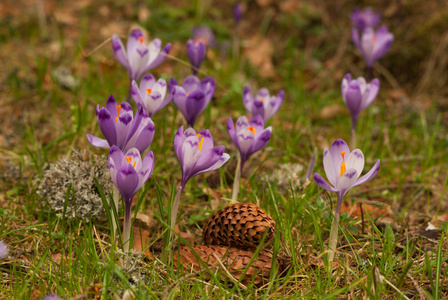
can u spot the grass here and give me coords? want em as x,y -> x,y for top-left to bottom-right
1,0 -> 448,299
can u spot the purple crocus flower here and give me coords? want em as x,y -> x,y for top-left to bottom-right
227,115 -> 272,169
0,240 -> 8,259
87,95 -> 155,153
174,126 -> 230,188
314,139 -> 380,263
192,26 -> 217,48
233,2 -> 243,26
108,146 -> 155,252
341,73 -> 379,130
350,7 -> 381,32
112,29 -> 171,82
131,73 -> 172,118
313,139 -> 380,200
186,39 -> 206,75
170,76 -> 215,127
352,25 -> 394,68
243,86 -> 285,123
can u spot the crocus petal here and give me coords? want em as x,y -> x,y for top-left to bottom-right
242,86 -> 254,112
344,81 -> 363,119
361,78 -> 379,111
181,136 -> 200,177
352,28 -> 360,49
201,77 -> 215,103
235,115 -> 250,133
115,102 -> 134,149
227,117 -> 237,145
129,118 -> 155,153
130,81 -> 144,107
108,145 -> 124,186
183,76 -> 201,94
353,159 -> 380,187
247,128 -> 271,157
127,29 -> 144,58
146,43 -> 171,70
172,86 -> 188,116
329,139 -> 350,172
87,134 -> 110,149
323,148 -> 338,187
252,101 -> 265,120
137,151 -> 155,191
248,115 -> 265,139
185,90 -> 206,126
174,126 -> 185,167
196,129 -> 214,152
139,73 -> 156,94
122,148 -> 143,170
116,164 -> 139,203
338,168 -> 359,191
236,128 -> 255,157
345,149 -> 365,178
313,173 -> 337,192
105,95 -> 118,119
201,153 -> 230,174
111,34 -> 130,70
97,107 -> 117,146
189,145 -> 225,178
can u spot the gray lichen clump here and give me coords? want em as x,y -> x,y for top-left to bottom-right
37,149 -> 113,221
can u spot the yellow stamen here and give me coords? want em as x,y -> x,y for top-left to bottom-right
133,161 -> 136,168
340,152 -> 346,177
198,137 -> 204,151
138,36 -> 144,44
247,126 -> 255,135
126,156 -> 132,163
146,88 -> 152,95
115,105 -> 122,123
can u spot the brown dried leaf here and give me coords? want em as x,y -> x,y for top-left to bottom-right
244,37 -> 275,78
319,104 -> 345,119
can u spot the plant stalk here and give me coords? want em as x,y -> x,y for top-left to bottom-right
231,154 -> 242,203
169,185 -> 184,244
350,125 -> 357,150
112,186 -> 120,238
328,193 -> 344,266
122,203 -> 132,254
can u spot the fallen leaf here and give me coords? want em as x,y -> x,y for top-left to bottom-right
319,104 -> 345,119
132,226 -> 154,260
243,37 -> 275,78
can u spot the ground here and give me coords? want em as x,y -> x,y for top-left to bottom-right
0,0 -> 448,299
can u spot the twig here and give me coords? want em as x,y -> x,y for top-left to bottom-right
212,253 -> 247,290
407,273 -> 428,300
380,274 -> 411,300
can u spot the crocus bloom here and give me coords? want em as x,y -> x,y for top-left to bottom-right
0,240 -> 8,259
192,26 -> 217,48
131,73 -> 172,118
186,39 -> 206,75
174,126 -> 230,188
313,139 -> 380,264
227,115 -> 272,169
243,86 -> 285,123
170,76 -> 215,127
352,26 -> 394,68
112,29 -> 171,81
341,73 -> 379,129
87,95 -> 155,153
41,295 -> 59,300
108,146 -> 155,205
108,146 -> 155,252
350,7 -> 381,32
313,139 -> 380,200
233,2 -> 243,25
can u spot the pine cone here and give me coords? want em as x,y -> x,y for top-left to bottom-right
174,245 -> 274,286
202,203 -> 275,248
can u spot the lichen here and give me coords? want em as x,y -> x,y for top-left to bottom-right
37,149 -> 113,221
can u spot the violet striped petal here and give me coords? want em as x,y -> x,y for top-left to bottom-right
313,173 -> 337,192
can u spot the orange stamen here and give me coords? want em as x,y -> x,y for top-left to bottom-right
246,115 -> 251,121
247,126 -> 255,135
372,34 -> 377,45
258,98 -> 264,103
138,36 -> 144,44
115,105 -> 122,123
146,88 -> 152,95
198,137 -> 204,151
340,152 -> 346,177
126,156 -> 132,163
196,134 -> 201,138
186,93 -> 190,97
133,161 -> 136,168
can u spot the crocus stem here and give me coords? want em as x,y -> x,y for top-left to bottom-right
328,193 -> 344,266
169,185 -> 184,244
366,66 -> 372,81
112,186 -> 120,238
231,154 -> 242,203
122,202 -> 132,254
350,125 -> 357,150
